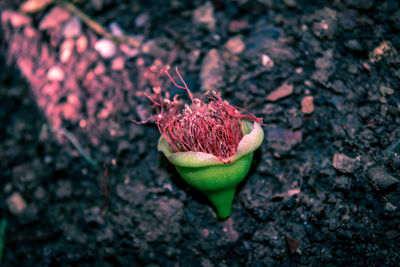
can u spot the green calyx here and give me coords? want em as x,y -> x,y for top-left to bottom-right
158,121 -> 264,219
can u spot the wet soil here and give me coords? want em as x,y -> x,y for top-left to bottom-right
0,0 -> 399,266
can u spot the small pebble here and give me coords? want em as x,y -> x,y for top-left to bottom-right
301,96 -> 314,115
283,0 -> 297,8
39,6 -> 70,30
193,1 -> 216,31
385,202 -> 397,212
368,166 -> 399,189
76,35 -> 88,53
379,85 -> 394,96
47,66 -> 65,82
266,82 -> 293,101
55,180 -> 73,199
229,20 -> 249,33
34,187 -> 46,200
62,16 -> 82,38
111,57 -> 125,70
333,153 -> 357,173
369,41 -> 397,62
24,26 -> 37,38
344,39 -> 364,52
225,35 -> 245,54
200,49 -> 224,91
109,21 -> 124,37
94,62 -> 106,75
2,10 -> 32,28
42,82 -> 60,95
7,192 -> 27,215
135,13 -> 149,28
95,38 -> 117,59
60,39 -> 75,62
262,54 -> 274,68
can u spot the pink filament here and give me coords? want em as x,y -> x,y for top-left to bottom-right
135,67 -> 262,161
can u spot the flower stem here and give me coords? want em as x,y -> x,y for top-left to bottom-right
207,187 -> 236,219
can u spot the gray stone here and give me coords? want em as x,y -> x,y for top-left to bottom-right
96,226 -> 114,242
84,206 -> 104,226
55,180 -> 73,199
135,13 -> 149,28
39,6 -> 71,30
117,140 -> 131,155
312,19 -> 337,40
310,7 -> 338,40
332,153 -> 357,173
222,217 -> 239,243
312,50 -> 335,85
344,0 -> 375,10
61,223 -> 88,244
253,223 -> 280,245
1,10 -> 32,28
116,182 -> 148,205
329,80 -> 348,94
345,39 -> 364,52
141,39 -> 166,58
343,114 -> 361,139
379,85 -> 395,96
200,49 -> 224,91
283,0 -> 297,8
334,176 -> 351,191
266,82 -> 293,102
246,27 -> 297,62
151,197 -> 183,219
34,186 -> 46,200
385,202 -> 397,212
224,35 -> 245,54
62,16 -> 82,38
109,21 -> 124,37
266,125 -> 302,154
12,163 -> 36,183
291,223 -> 306,239
368,166 -> 399,189
339,9 -> 358,31
193,2 -> 216,31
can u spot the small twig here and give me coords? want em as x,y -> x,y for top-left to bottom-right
54,0 -> 140,47
53,127 -> 98,167
0,217 -> 7,267
20,0 -> 140,47
101,163 -> 110,216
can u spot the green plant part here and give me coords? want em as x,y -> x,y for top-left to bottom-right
0,217 -> 7,267
158,121 -> 264,219
134,67 -> 264,218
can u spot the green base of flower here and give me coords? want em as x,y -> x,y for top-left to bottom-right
175,152 -> 254,219
158,122 -> 264,219
207,188 -> 236,219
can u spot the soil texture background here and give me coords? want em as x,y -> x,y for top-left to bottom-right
0,0 -> 399,266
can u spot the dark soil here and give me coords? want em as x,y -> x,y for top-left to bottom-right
1,0 -> 399,266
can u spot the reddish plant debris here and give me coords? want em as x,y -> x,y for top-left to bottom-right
285,236 -> 302,254
134,67 -> 262,161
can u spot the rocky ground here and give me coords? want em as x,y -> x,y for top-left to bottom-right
0,0 -> 399,266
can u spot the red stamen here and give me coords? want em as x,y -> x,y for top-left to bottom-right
134,67 -> 263,162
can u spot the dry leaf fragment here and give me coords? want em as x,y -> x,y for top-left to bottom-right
285,236 -> 302,254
